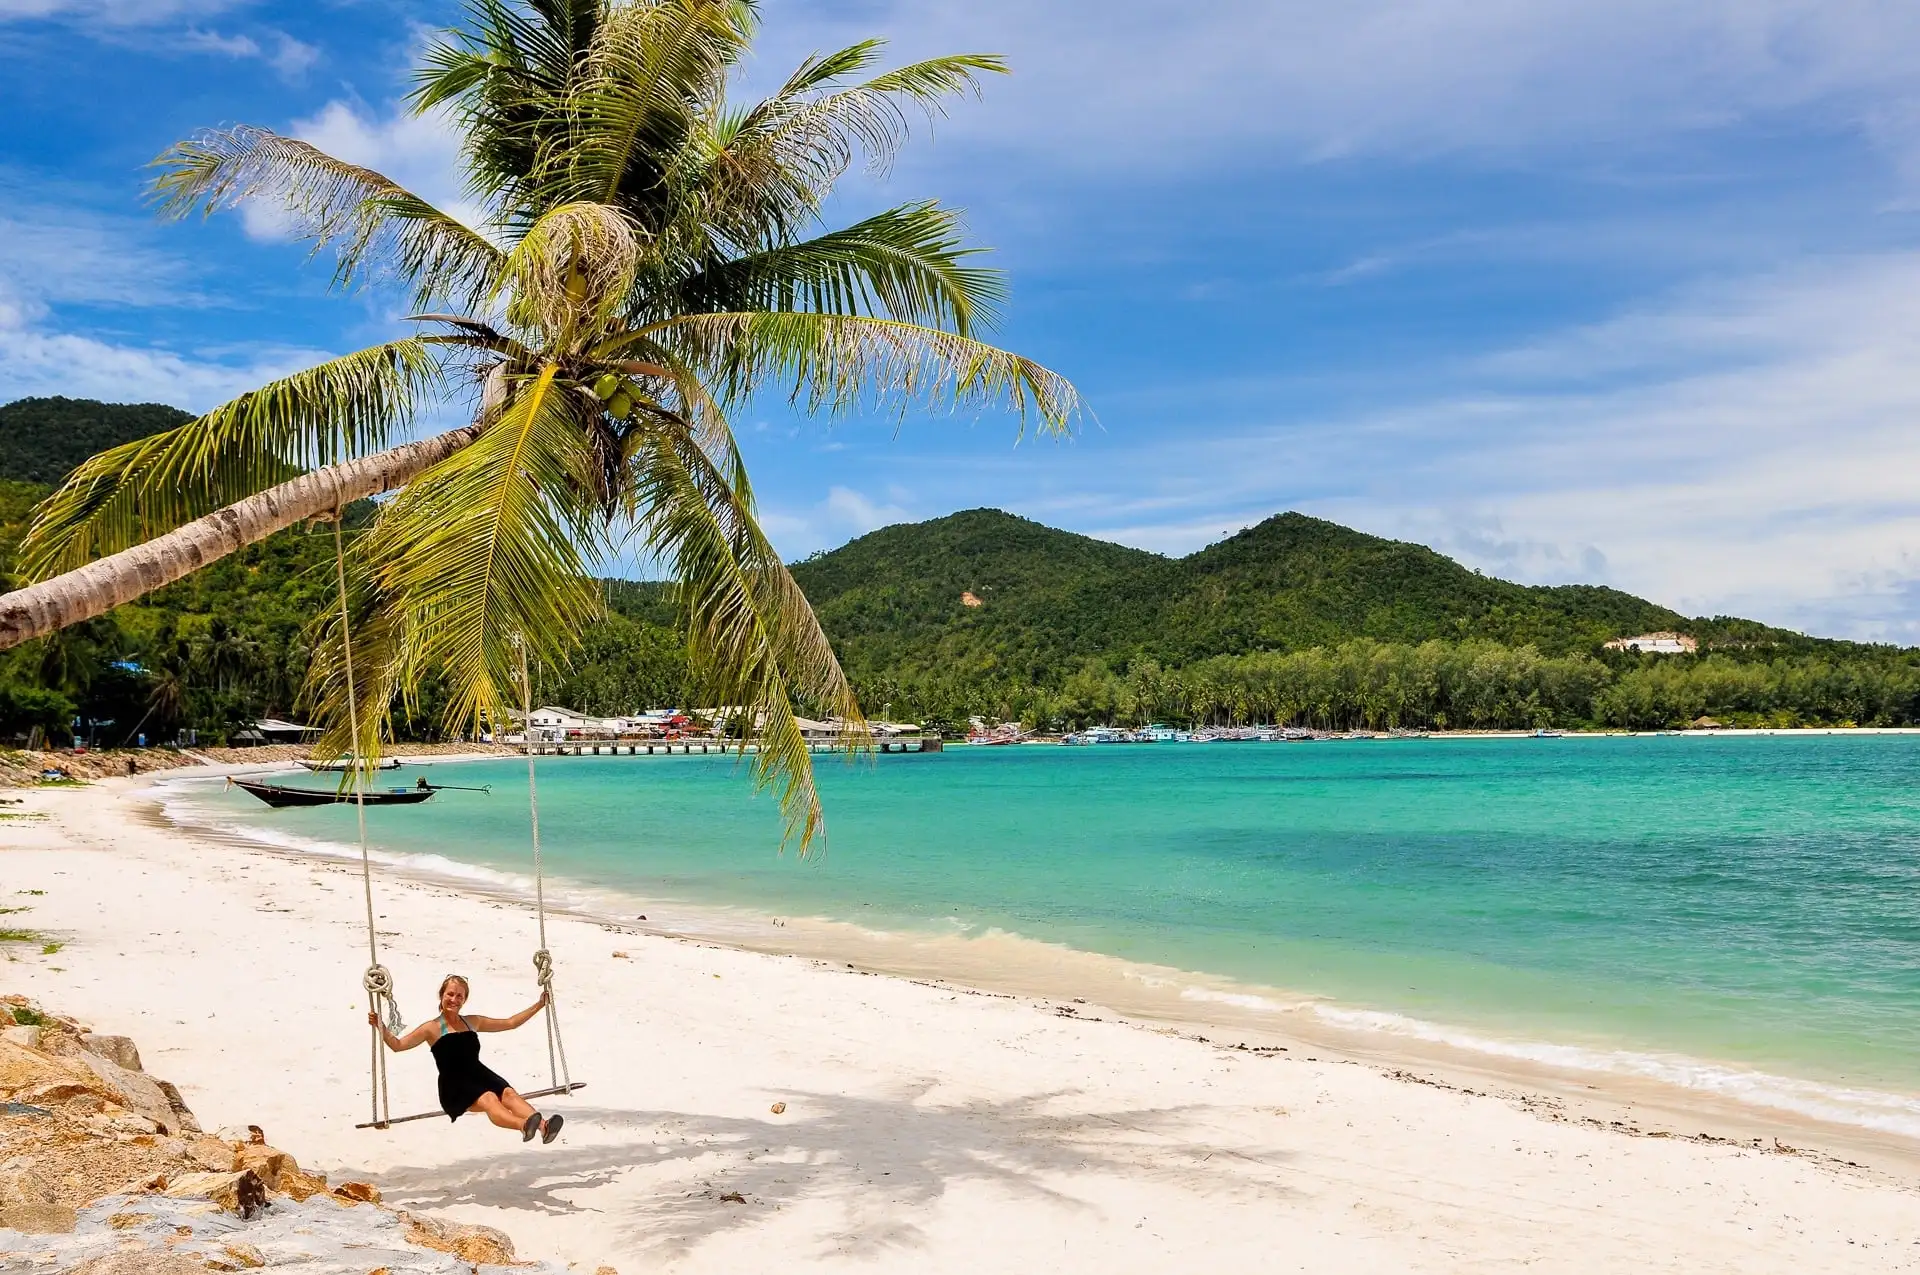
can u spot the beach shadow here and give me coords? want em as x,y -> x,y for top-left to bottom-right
373,1083 -> 1296,1261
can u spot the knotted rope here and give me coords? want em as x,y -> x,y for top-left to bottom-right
333,518 -> 398,1129
519,640 -> 572,1094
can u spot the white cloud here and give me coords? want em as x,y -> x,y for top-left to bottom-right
0,279 -> 327,411
239,100 -> 477,241
757,0 -> 1920,178
179,26 -> 256,57
0,0 -> 240,23
0,0 -> 235,24
0,202 -> 330,413
824,485 -> 911,532
757,485 -> 915,559
180,27 -> 319,80
0,205 -> 196,312
5,1 -> 318,84
268,32 -> 318,78
1044,252 -> 1920,639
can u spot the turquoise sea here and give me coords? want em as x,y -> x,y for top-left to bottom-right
179,735 -> 1920,1134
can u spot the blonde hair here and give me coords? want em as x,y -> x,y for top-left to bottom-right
438,974 -> 470,1000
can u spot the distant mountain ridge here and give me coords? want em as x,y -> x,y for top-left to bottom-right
785,508 -> 1818,687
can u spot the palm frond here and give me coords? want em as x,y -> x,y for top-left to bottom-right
414,0 -> 603,113
698,52 -> 1007,240
413,0 -> 610,212
20,341 -> 440,578
151,126 -> 505,310
769,39 -> 886,99
645,312 -> 1080,433
545,0 -> 749,209
299,523 -> 411,767
360,364 -> 606,737
626,411 -> 867,850
672,201 -> 1004,333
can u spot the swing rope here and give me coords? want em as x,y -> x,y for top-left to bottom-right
333,517 -> 402,1130
329,523 -> 582,1132
518,638 -> 572,1095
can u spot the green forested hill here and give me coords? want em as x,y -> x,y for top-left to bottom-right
0,398 -> 191,485
1145,512 -> 1691,660
788,509 -> 1162,685
775,509 -> 1894,731
789,508 -> 1790,681
3,398 -> 1916,741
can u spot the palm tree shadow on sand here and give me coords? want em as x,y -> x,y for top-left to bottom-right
371,1083 -> 1298,1261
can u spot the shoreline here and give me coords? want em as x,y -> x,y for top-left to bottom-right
5,779 -> 1918,1271
7,722 -> 1918,789
150,767 -> 1920,1177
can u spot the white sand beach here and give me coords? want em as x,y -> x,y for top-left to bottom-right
4,777 -> 1918,1273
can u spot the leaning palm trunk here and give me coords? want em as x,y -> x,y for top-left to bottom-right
7,0 -> 1082,848
0,422 -> 483,649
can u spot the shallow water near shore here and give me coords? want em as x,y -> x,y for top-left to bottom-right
175,734 -> 1920,1136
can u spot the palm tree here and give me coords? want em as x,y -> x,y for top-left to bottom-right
0,0 -> 1077,844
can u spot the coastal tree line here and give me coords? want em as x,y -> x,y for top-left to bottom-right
845,640 -> 1920,734
8,478 -> 1920,743
6,580 -> 1918,743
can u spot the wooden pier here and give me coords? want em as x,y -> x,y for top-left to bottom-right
525,735 -> 942,757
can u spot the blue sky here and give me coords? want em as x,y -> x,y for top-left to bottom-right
6,2 -> 1920,640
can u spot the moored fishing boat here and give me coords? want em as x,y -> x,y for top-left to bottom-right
966,723 -> 1025,746
229,778 -> 436,808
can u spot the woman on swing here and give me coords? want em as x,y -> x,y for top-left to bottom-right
369,975 -> 564,1143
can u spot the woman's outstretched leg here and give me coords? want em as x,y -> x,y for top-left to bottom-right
503,1088 -> 562,1143
470,1091 -> 538,1135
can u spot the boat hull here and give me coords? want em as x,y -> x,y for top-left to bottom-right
232,780 -> 434,809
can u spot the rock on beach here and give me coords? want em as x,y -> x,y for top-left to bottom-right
0,995 -> 575,1273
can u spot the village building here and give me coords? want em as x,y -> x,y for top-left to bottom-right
517,706 -> 694,742
251,718 -> 324,745
1603,631 -> 1699,655
502,705 -> 922,744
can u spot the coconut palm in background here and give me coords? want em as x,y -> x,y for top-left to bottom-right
0,0 -> 1078,844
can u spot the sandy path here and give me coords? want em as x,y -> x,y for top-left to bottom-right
2,782 -> 1915,1273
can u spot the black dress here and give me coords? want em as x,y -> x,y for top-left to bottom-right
430,1016 -> 512,1121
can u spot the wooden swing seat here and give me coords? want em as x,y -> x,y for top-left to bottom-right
354,1081 -> 587,1129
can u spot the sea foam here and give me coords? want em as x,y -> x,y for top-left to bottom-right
1306,1002 -> 1920,1140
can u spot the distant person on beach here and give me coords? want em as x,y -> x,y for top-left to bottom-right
368,974 -> 563,1143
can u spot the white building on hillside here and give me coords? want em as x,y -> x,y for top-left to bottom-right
1604,632 -> 1698,655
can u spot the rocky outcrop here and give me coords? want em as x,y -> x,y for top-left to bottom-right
76,1036 -> 140,1073
6,1190 -> 572,1273
0,1160 -> 74,1234
69,1048 -> 190,1135
402,1211 -> 522,1265
0,995 -> 590,1273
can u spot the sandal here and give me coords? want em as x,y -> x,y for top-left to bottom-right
521,1112 -> 541,1142
541,1113 -> 564,1144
